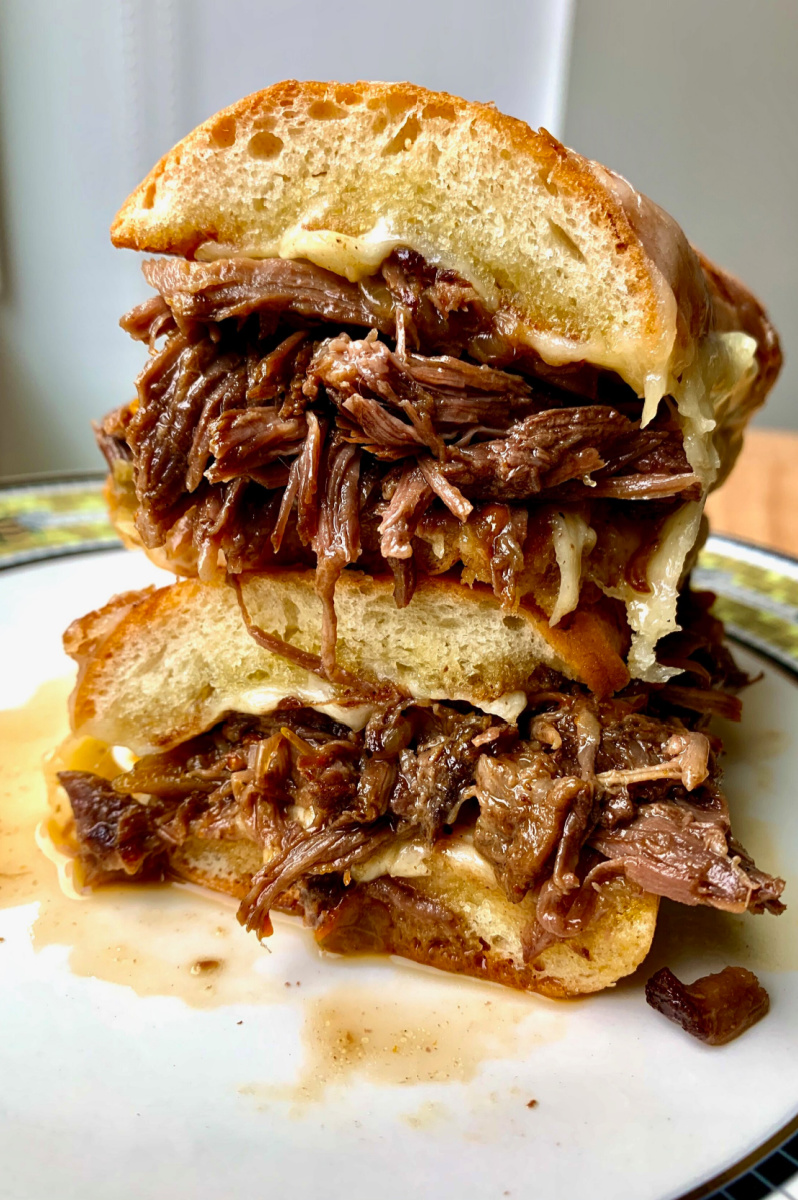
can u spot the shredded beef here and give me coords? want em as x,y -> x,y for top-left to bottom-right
441,405 -> 668,499
727,837 -> 787,915
547,471 -> 701,502
533,857 -> 621,943
238,821 -> 395,938
272,410 -> 325,551
125,334 -> 250,541
106,249 -> 699,636
57,771 -> 168,883
390,707 -> 503,840
472,751 -> 584,900
313,437 -> 362,676
470,684 -> 784,919
141,256 -> 394,334
308,875 -> 461,956
645,965 -> 770,1044
120,293 -> 174,345
589,802 -> 784,913
206,408 -> 306,485
378,464 -> 433,559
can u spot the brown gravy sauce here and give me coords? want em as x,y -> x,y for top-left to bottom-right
239,972 -> 564,1110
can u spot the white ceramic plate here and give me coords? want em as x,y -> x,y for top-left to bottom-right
1,547 -> 796,1200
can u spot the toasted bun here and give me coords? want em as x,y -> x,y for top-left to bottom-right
111,79 -> 779,461
167,831 -> 658,998
64,570 -> 629,754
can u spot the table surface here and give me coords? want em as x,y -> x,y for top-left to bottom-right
706,428 -> 798,559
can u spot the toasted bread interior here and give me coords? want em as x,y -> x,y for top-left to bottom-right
65,573 -> 630,755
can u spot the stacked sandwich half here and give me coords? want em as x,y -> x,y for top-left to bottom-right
57,82 -> 785,998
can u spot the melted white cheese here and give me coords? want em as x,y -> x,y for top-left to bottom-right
195,221 -> 403,283
642,331 -> 758,486
311,702 -> 375,731
286,804 -> 316,830
622,500 -> 703,683
111,745 -> 138,772
438,833 -> 501,890
224,681 -> 528,730
550,511 -> 597,626
275,221 -> 403,282
471,690 -> 528,723
210,681 -> 375,731
351,838 -> 430,883
351,829 -> 500,889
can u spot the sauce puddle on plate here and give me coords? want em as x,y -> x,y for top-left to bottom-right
239,969 -> 564,1112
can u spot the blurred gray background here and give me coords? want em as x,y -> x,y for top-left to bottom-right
564,0 -> 797,431
0,0 -> 795,478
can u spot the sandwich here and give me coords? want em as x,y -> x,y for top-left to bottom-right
54,81 -> 785,1000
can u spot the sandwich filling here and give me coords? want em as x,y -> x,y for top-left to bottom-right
100,249 -> 714,681
57,595 -> 784,957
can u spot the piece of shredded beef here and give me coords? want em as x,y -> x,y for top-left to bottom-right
313,437 -> 362,676
141,256 -> 395,334
57,771 -> 169,884
307,875 -> 462,957
440,405 -> 667,499
469,682 -> 784,923
238,821 -> 396,938
104,249 -> 700,638
590,802 -> 783,913
378,464 -> 434,559
645,966 -> 770,1044
390,707 -> 506,841
472,752 -> 586,901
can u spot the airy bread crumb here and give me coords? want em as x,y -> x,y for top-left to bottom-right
65,571 -> 629,754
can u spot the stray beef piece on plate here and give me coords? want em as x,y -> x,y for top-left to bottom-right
645,965 -> 770,1045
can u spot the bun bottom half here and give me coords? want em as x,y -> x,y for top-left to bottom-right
163,830 -> 659,999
